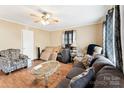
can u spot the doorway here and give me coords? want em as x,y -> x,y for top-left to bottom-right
21,30 -> 34,60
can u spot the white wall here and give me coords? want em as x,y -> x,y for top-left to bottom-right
50,23 -> 103,52
0,19 -> 50,58
0,19 -> 103,59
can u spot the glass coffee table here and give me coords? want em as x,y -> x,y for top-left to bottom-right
31,60 -> 60,87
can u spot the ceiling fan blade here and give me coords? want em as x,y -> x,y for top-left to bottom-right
30,13 -> 39,17
30,9 -> 59,25
34,20 -> 41,23
38,9 -> 47,15
48,18 -> 59,23
38,9 -> 44,13
38,9 -> 52,16
53,19 -> 59,22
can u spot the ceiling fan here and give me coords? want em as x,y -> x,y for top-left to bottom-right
30,9 -> 59,25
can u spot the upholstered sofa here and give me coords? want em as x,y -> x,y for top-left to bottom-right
40,46 -> 61,61
56,55 -> 124,88
0,49 -> 29,74
57,48 -> 71,63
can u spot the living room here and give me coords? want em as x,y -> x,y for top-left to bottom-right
0,2 -> 124,90
0,5 -> 104,59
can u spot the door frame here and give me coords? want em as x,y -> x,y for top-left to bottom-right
21,29 -> 34,60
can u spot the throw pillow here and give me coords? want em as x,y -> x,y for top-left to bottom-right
89,58 -> 98,67
45,47 -> 53,52
49,52 -> 58,60
53,46 -> 61,53
93,46 -> 102,56
40,50 -> 52,61
9,49 -> 20,60
69,67 -> 95,88
0,50 -> 10,58
82,54 -> 94,69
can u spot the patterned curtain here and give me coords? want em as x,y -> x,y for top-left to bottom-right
63,30 -> 75,48
103,5 -> 123,72
114,5 -> 123,72
102,21 -> 106,56
120,5 -> 124,72
104,8 -> 116,65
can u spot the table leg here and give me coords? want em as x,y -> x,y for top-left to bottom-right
44,75 -> 49,88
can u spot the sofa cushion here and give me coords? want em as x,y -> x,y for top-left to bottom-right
93,54 -> 114,65
19,54 -> 28,59
45,46 -> 61,53
66,67 -> 85,79
89,58 -> 98,67
49,52 -> 58,60
94,65 -> 124,88
40,50 -> 52,61
57,48 -> 71,63
56,78 -> 70,88
73,62 -> 85,69
45,47 -> 53,52
8,49 -> 20,60
92,54 -> 114,73
0,50 -> 10,58
92,63 -> 106,73
81,54 -> 93,69
69,67 -> 95,88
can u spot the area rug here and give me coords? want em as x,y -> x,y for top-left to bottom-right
0,60 -> 72,88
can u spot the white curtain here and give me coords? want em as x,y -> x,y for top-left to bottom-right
62,31 -> 65,48
73,30 -> 77,45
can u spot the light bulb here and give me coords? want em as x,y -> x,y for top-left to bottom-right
41,21 -> 47,25
41,20 -> 49,25
45,21 -> 49,24
45,14 -> 50,18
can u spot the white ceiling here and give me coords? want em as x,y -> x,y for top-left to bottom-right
0,5 -> 110,31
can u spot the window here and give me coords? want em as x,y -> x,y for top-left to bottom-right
64,30 -> 74,48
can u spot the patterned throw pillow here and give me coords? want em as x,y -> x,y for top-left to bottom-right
40,50 -> 52,61
41,46 -> 61,61
9,49 -> 20,60
82,54 -> 94,69
0,50 -> 10,58
0,49 -> 20,60
49,52 -> 58,60
69,67 -> 95,88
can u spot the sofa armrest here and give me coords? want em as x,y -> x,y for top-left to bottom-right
19,54 -> 28,59
57,54 -> 63,62
0,57 -> 11,67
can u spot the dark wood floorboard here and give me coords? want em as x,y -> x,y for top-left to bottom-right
0,60 -> 72,88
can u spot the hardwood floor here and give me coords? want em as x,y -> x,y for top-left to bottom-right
0,60 -> 72,88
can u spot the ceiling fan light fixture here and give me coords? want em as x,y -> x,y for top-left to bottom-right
45,13 -> 51,18
30,9 -> 59,25
41,20 -> 49,25
45,20 -> 50,24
